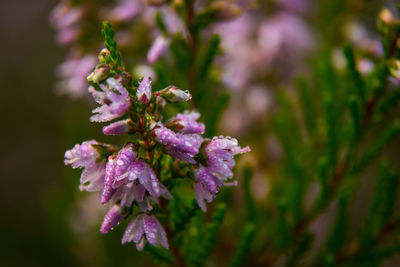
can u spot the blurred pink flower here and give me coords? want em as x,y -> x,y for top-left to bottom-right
55,54 -> 96,98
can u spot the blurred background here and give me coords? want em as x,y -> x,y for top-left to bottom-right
1,0 -> 400,266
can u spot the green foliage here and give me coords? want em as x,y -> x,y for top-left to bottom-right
343,45 -> 365,103
144,243 -> 175,265
187,203 -> 227,266
361,161 -> 399,248
101,21 -> 123,66
350,120 -> 400,175
243,165 -> 256,222
258,19 -> 400,265
228,223 -> 256,267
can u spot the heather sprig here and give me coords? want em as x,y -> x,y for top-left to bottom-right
64,21 -> 249,255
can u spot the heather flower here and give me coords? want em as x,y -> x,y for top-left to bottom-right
105,0 -> 143,23
103,119 -> 132,135
152,124 -> 203,163
100,204 -> 125,234
101,155 -> 117,204
155,85 -> 192,103
49,1 -> 83,46
64,140 -> 106,192
136,76 -> 152,104
147,35 -> 170,63
62,19 -> 250,253
107,153 -> 171,210
166,111 -> 205,134
204,136 -> 250,180
112,182 -> 147,209
55,55 -> 97,98
101,144 -> 137,204
122,213 -> 168,251
89,78 -> 130,122
194,166 -> 238,211
193,136 -> 250,210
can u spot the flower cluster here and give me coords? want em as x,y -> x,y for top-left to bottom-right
64,43 -> 249,250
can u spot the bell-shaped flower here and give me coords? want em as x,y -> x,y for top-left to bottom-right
204,136 -> 250,180
89,78 -> 130,122
152,124 -> 203,163
165,111 -> 205,134
64,140 -> 106,192
193,136 -> 249,211
110,157 -> 171,210
127,159 -> 161,198
101,144 -> 136,204
122,213 -> 168,251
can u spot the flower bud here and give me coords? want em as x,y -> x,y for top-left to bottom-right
98,48 -> 111,64
100,205 -> 125,234
210,1 -> 242,21
103,119 -> 132,135
136,76 -> 152,104
155,85 -> 192,102
87,64 -> 110,83
389,59 -> 400,80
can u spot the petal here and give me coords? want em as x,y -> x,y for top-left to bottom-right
122,214 -> 144,244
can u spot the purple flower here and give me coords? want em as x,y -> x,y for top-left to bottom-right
101,155 -> 117,204
105,0 -> 142,23
152,124 -> 203,163
193,136 -> 249,211
147,36 -> 170,63
136,76 -> 152,104
127,160 -> 161,198
204,136 -> 250,180
194,181 -> 214,212
101,144 -> 137,204
122,213 -> 168,251
49,1 -> 83,46
103,119 -> 131,135
166,111 -> 205,134
100,204 -> 125,234
64,140 -> 106,192
89,78 -> 130,122
115,144 -> 137,176
109,156 -> 171,211
55,55 -> 97,98
112,182 -> 147,209
153,125 -> 202,154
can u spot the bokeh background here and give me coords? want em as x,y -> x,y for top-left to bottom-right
2,0 -> 400,266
